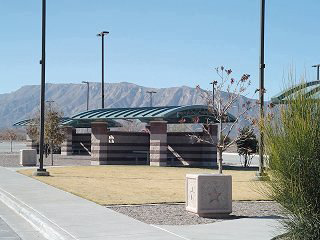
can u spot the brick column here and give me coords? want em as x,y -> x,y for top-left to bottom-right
91,122 -> 108,165
61,127 -> 75,156
149,120 -> 167,166
26,134 -> 37,151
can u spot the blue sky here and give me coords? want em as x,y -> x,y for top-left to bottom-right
0,0 -> 319,100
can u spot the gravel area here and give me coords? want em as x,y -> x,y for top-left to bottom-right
108,201 -> 283,225
0,153 -> 90,167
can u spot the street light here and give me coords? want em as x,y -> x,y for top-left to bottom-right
147,91 -> 157,107
97,31 -> 109,109
210,81 -> 218,111
257,0 -> 266,180
34,0 -> 49,176
82,81 -> 90,111
312,64 -> 320,80
46,100 -> 54,112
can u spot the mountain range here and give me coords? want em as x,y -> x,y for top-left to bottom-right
0,82 -> 259,135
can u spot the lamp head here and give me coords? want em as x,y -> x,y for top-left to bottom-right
97,31 -> 109,37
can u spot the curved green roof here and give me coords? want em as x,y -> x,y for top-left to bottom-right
271,80 -> 320,104
13,117 -> 72,127
69,105 -> 236,124
13,105 -> 236,128
13,117 -> 122,128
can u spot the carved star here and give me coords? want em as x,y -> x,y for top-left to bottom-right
208,187 -> 222,203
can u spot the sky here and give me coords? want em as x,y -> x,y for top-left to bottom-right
0,0 -> 320,100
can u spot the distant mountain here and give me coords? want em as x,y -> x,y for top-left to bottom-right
0,82 -> 259,136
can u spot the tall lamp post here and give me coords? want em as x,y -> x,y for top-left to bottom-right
34,0 -> 49,176
82,81 -> 90,111
210,81 -> 218,111
257,0 -> 266,179
147,91 -> 157,107
46,100 -> 54,112
97,31 -> 109,109
312,64 -> 320,80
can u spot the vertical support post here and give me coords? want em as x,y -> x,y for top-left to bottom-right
91,122 -> 108,165
101,35 -> 105,109
258,0 -> 266,178
26,134 -> 38,151
34,0 -> 49,176
149,120 -> 167,166
61,127 -> 75,156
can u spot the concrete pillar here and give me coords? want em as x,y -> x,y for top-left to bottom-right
91,122 -> 108,165
26,134 -> 37,151
61,127 -> 75,156
149,120 -> 167,166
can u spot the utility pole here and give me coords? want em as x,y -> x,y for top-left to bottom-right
34,0 -> 49,176
257,0 -> 266,179
97,31 -> 109,109
147,91 -> 157,107
312,64 -> 320,80
82,81 -> 90,111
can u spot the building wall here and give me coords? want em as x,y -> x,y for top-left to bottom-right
104,131 -> 150,165
72,133 -> 91,155
72,129 -> 217,167
167,132 -> 217,167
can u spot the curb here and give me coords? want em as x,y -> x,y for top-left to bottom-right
0,186 -> 77,240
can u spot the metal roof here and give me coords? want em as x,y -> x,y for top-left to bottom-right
13,105 -> 236,128
13,117 -> 122,128
13,117 -> 72,127
271,80 -> 320,104
68,105 -> 236,124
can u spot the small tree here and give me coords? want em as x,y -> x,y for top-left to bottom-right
26,106 -> 65,165
236,126 -> 258,167
3,129 -> 17,152
194,66 -> 255,173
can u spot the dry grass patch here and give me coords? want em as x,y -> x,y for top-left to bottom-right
19,166 -> 267,205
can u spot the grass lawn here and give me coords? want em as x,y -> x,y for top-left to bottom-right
18,166 -> 267,205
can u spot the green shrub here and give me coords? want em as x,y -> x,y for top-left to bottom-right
264,92 -> 320,239
236,126 -> 258,167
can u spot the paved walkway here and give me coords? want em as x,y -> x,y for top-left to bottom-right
0,216 -> 21,240
0,167 -> 182,240
0,167 -> 282,240
0,201 -> 46,240
158,218 -> 281,240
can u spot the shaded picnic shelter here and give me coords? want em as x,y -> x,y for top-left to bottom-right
14,105 -> 236,167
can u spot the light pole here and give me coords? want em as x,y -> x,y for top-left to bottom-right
210,81 -> 218,111
34,0 -> 49,176
312,64 -> 320,80
257,0 -> 266,179
46,100 -> 54,112
147,91 -> 157,107
82,81 -> 90,111
97,31 -> 109,109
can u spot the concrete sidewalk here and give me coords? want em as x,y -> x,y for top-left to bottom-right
0,166 -> 283,240
157,218 -> 282,240
0,167 -> 183,240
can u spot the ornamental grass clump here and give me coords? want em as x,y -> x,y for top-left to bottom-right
264,92 -> 320,239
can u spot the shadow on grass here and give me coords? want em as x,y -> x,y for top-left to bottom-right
167,165 -> 259,171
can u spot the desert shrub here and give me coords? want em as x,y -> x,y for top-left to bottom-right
264,91 -> 320,239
